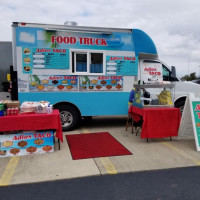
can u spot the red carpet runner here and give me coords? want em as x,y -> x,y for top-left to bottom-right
66,132 -> 132,160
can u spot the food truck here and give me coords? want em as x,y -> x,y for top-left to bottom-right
11,22 -> 200,130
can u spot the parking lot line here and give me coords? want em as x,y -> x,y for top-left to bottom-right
162,142 -> 200,165
100,157 -> 118,174
82,128 -> 90,133
81,128 -> 118,174
0,156 -> 20,186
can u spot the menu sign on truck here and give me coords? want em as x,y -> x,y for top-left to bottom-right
106,56 -> 138,76
80,76 -> 123,91
29,75 -> 78,92
22,47 -> 69,73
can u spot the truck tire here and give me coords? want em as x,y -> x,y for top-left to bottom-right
57,105 -> 80,131
175,100 -> 185,115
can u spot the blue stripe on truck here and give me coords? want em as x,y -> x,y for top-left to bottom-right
19,92 -> 130,116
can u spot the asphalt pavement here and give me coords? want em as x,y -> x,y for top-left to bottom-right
1,166 -> 200,200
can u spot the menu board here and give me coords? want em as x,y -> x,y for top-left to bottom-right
0,131 -> 54,157
29,75 -> 78,92
106,56 -> 138,76
191,101 -> 200,151
80,76 -> 123,91
22,47 -> 69,73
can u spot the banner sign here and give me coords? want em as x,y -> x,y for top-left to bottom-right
141,62 -> 163,84
29,75 -> 78,92
0,131 -> 54,157
191,100 -> 200,151
80,76 -> 123,91
16,27 -> 134,51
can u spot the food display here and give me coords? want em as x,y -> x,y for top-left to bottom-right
100,80 -> 107,85
0,131 -> 54,157
18,141 -> 28,147
57,85 -> 64,90
80,76 -> 123,91
89,86 -> 94,89
66,85 -> 73,90
42,145 -> 53,152
30,81 -> 37,86
41,79 -> 49,84
111,80 -> 117,84
62,80 -> 68,84
82,86 -> 86,90
23,48 -> 31,55
20,101 -> 38,113
116,84 -> 122,89
19,101 -> 53,114
70,80 -> 76,84
47,85 -> 54,90
0,151 -> 6,156
29,75 -> 78,92
52,80 -> 58,84
26,146 -> 37,153
34,139 -> 44,145
96,85 -> 102,90
10,148 -> 20,155
22,48 -> 32,73
157,89 -> 173,105
37,85 -> 45,90
24,57 -> 31,64
24,66 -> 31,72
91,79 -> 98,84
133,84 -> 174,108
106,85 -> 112,89
2,140 -> 13,147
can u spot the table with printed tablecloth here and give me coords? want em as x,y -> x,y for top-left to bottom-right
0,109 -> 63,149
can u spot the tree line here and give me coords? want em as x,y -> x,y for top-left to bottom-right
181,72 -> 199,81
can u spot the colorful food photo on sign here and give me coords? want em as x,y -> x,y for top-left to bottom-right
29,75 -> 78,92
0,131 -> 54,157
80,76 -> 123,91
22,48 -> 33,74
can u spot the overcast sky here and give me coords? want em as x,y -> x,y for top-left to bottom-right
0,0 -> 199,77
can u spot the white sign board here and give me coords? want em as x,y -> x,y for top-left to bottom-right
178,93 -> 200,151
141,62 -> 163,84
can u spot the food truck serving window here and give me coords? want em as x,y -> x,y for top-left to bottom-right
71,51 -> 104,75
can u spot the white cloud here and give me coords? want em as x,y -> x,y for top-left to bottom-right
19,32 -> 35,43
121,35 -> 132,45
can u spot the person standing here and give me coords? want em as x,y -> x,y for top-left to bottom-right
128,85 -> 135,108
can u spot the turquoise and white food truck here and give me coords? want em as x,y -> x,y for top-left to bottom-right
12,22 -> 200,130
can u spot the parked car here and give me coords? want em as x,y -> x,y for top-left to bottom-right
192,79 -> 200,84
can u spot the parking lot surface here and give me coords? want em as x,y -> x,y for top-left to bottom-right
0,116 -> 199,186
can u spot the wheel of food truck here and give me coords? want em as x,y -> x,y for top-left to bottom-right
175,100 -> 185,115
57,105 -> 80,131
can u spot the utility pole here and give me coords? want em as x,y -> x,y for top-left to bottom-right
187,55 -> 190,81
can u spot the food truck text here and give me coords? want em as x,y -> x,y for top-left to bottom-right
51,36 -> 108,46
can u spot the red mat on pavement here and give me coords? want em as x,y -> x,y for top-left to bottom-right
66,132 -> 132,160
